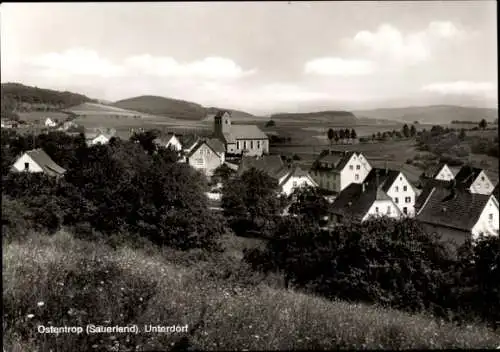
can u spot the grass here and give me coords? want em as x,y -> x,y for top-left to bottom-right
4,231 -> 499,351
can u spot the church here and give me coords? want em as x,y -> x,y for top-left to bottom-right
213,110 -> 269,156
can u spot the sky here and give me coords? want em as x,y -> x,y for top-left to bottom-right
1,1 -> 497,114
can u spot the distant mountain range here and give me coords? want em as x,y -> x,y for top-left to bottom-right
2,83 -> 497,126
353,105 -> 498,124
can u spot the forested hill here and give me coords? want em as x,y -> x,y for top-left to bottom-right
1,83 -> 96,118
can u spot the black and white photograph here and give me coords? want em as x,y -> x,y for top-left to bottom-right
1,1 -> 499,350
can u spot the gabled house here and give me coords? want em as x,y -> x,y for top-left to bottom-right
310,150 -> 372,194
363,168 -> 418,217
415,185 -> 499,245
186,138 -> 225,177
179,134 -> 202,154
420,162 -> 456,182
153,133 -> 183,152
453,165 -> 495,195
44,118 -> 57,127
331,181 -> 402,224
11,149 -> 66,177
238,155 -> 317,196
1,119 -> 18,129
213,111 -> 269,156
85,128 -> 116,146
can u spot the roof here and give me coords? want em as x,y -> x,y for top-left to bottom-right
363,168 -> 401,193
454,166 -> 484,188
230,125 -> 268,140
238,155 -> 289,180
178,134 -> 200,150
312,150 -> 356,171
416,186 -> 491,232
278,166 -> 317,187
494,183 -> 500,200
332,183 -> 392,221
24,149 -> 66,176
214,110 -> 231,119
187,139 -> 224,158
422,162 -> 447,179
153,134 -> 179,146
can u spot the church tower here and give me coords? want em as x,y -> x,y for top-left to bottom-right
214,110 -> 231,136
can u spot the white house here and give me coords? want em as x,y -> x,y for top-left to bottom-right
416,186 -> 499,246
186,138 -> 225,177
363,168 -> 418,217
331,182 -> 402,224
85,128 -> 116,146
310,150 -> 372,194
421,162 -> 456,182
238,155 -> 318,196
454,166 -> 495,195
11,149 -> 66,177
153,133 -> 183,152
44,118 -> 57,127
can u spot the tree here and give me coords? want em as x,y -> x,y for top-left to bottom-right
479,119 -> 487,130
222,168 -> 282,236
288,186 -> 331,225
339,129 -> 345,141
350,129 -> 357,140
333,130 -> 339,144
327,128 -> 334,145
376,132 -> 382,140
265,120 -> 276,128
459,128 -> 466,141
402,124 -> 410,138
344,129 -> 350,141
410,125 -> 417,137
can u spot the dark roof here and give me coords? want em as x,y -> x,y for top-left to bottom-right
25,149 -> 66,176
454,165 -> 484,188
230,125 -> 268,140
494,183 -> 500,200
178,134 -> 200,150
332,182 -> 393,221
313,150 -> 356,171
214,110 -> 231,119
416,186 -> 491,232
238,155 -> 289,180
421,162 -> 447,179
187,139 -> 224,158
363,168 -> 401,193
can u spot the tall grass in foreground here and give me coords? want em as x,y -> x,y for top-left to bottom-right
3,231 -> 499,351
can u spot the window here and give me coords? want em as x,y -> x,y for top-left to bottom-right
395,197 -> 399,204
395,186 -> 399,192
349,165 -> 354,170
375,207 -> 379,213
293,181 -> 298,187
489,214 -> 494,223
195,158 -> 204,166
24,162 -> 29,170
387,206 -> 391,215
243,141 -> 247,149
257,141 -> 260,149
251,141 -> 254,149
405,197 -> 411,203
481,176 -> 485,181
355,174 -> 359,181
237,141 -> 240,149
403,186 -> 407,191
403,207 -> 408,215
356,165 -> 360,170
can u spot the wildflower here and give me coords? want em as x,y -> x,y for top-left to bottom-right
27,314 -> 35,319
37,301 -> 45,307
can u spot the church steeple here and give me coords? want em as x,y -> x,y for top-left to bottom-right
214,110 -> 231,136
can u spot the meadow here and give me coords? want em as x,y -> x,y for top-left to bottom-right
4,230 -> 499,351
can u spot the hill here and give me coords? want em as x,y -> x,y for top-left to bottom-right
353,105 -> 499,124
270,110 -> 357,125
1,83 -> 95,119
114,95 -> 208,120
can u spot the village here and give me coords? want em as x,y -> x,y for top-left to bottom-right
6,109 -> 499,246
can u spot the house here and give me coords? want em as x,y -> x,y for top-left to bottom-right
44,118 -> 57,127
213,111 -> 269,156
420,162 -> 456,182
186,138 -> 225,177
310,150 -> 372,194
57,120 -> 79,132
153,133 -> 183,152
11,149 -> 66,177
453,165 -> 495,195
331,181 -> 402,224
238,155 -> 317,196
415,185 -> 499,246
85,128 -> 116,146
1,119 -> 18,129
363,168 -> 418,217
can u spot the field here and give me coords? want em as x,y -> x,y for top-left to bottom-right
17,111 -> 71,123
4,230 -> 499,351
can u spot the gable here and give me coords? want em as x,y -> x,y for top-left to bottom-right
385,172 -> 415,195
13,153 -> 44,172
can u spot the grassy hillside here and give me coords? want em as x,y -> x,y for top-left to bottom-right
270,111 -> 357,125
1,83 -> 95,118
354,105 -> 499,124
4,231 -> 499,351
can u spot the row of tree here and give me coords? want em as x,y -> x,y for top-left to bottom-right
326,128 -> 357,144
